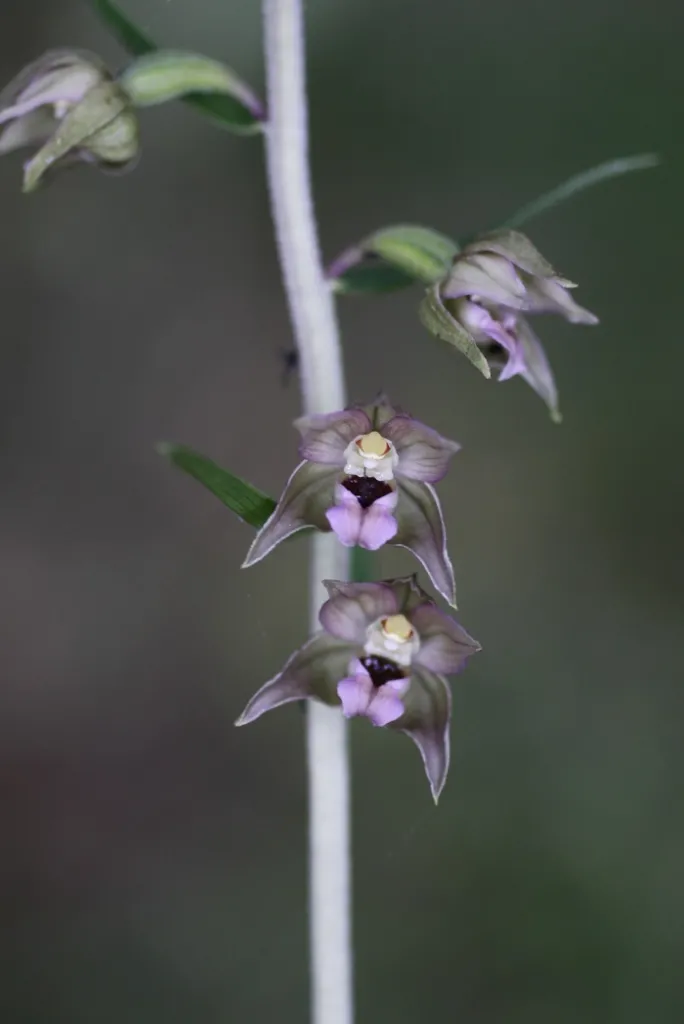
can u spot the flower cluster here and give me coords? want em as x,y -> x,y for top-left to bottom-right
441,230 -> 597,420
238,394 -> 479,799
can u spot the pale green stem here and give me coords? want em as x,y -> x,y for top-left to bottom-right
262,2 -> 353,1023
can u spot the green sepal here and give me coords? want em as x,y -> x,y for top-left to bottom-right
418,284 -> 491,378
22,80 -> 133,192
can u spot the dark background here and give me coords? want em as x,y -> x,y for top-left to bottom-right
1,1 -> 683,1021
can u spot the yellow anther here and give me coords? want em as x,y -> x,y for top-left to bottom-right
381,614 -> 414,643
356,431 -> 390,459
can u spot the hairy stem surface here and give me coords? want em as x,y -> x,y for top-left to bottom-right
262,2 -> 353,1022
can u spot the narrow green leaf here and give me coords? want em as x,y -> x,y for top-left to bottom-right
418,285 -> 491,378
91,0 -> 155,56
329,224 -> 458,295
158,443 -> 276,529
120,50 -> 263,122
331,262 -> 415,295
183,92 -> 261,133
91,0 -> 263,134
500,153 -> 660,231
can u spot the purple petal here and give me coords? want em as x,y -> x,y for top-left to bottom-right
358,495 -> 398,550
295,408 -> 372,465
242,461 -> 337,567
411,604 -> 481,675
465,231 -> 558,279
235,634 -> 358,725
319,581 -> 399,642
395,666 -> 452,803
326,485 -> 362,547
515,317 -> 561,422
392,480 -> 456,607
442,253 -> 527,308
451,298 -> 526,382
337,663 -> 374,717
383,415 -> 461,483
496,335 -> 528,382
0,106 -> 55,154
524,275 -> 598,324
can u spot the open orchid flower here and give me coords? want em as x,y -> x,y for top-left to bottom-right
243,396 -> 461,605
441,230 -> 598,420
236,576 -> 480,801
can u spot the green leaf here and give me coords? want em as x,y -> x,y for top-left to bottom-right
158,443 -> 276,529
331,261 -> 415,295
500,153 -> 660,231
329,224 -> 458,295
91,0 -> 263,134
418,284 -> 491,378
119,50 -> 263,123
91,0 -> 156,56
181,92 -> 261,133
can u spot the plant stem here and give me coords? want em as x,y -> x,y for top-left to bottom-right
262,3 -> 353,1024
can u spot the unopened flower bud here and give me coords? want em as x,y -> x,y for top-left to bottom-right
434,230 -> 599,419
0,50 -> 139,191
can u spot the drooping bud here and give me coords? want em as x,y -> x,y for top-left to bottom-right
0,50 -> 139,191
419,230 -> 598,420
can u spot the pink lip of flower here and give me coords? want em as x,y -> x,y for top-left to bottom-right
337,662 -> 409,727
234,577 -> 481,802
242,396 -> 462,606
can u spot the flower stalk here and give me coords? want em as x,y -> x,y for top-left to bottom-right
262,1 -> 352,1023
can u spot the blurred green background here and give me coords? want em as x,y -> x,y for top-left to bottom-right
2,1 -> 683,1021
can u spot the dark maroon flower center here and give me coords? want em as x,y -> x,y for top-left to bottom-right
479,340 -> 506,360
342,475 -> 393,510
360,655 -> 406,688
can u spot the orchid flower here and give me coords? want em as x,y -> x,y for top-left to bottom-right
236,576 -> 481,801
243,396 -> 462,605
